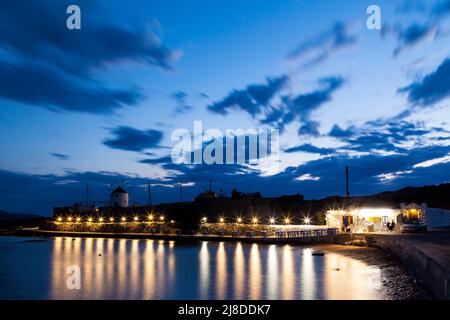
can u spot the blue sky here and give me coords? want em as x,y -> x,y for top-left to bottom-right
1,0 -> 450,215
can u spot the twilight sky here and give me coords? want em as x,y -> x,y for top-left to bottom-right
1,0 -> 450,215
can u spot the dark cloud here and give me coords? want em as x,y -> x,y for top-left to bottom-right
284,144 -> 335,155
208,75 -> 344,137
393,23 -> 437,56
0,0 -> 179,114
399,58 -> 450,107
0,0 -> 179,75
271,76 -> 345,136
103,126 -> 163,152
396,0 -> 427,14
139,156 -> 172,165
432,0 -> 450,16
287,22 -> 357,67
339,121 -> 433,153
208,75 -> 288,116
329,124 -> 356,138
170,91 -> 193,114
289,77 -> 344,134
50,153 -> 70,160
0,60 -> 142,114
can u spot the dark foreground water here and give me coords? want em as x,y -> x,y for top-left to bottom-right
0,236 -> 386,299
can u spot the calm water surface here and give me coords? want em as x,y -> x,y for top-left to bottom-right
0,236 -> 384,299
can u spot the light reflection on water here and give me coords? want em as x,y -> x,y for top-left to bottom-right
0,236 -> 383,300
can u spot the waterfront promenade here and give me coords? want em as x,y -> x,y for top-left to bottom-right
363,229 -> 450,300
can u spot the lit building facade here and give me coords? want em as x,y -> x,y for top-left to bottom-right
326,208 -> 402,233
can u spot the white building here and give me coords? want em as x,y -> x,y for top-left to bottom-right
110,186 -> 129,207
326,207 -> 401,233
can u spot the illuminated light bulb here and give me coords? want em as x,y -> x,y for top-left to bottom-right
110,217 -> 114,222
284,218 -> 291,225
304,217 -> 311,225
76,217 -> 81,222
88,217 -> 93,222
134,216 -> 139,222
170,220 -> 175,224
219,218 -> 224,223
121,217 -> 126,222
57,217 -> 62,222
237,217 -> 242,223
68,217 -> 72,222
99,217 -> 103,222
160,216 -> 165,221
269,218 -> 275,224
252,217 -> 258,224
148,214 -> 154,221
202,217 -> 207,223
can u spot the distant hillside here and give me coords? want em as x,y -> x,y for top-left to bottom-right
350,183 -> 450,210
0,210 -> 42,220
0,210 -> 45,229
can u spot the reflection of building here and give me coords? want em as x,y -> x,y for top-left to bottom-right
326,208 -> 401,233
110,187 -> 129,207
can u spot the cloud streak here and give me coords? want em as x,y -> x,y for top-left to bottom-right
103,126 -> 163,152
287,22 -> 357,67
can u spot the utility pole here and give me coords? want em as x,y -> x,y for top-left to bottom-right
345,166 -> 350,208
147,182 -> 152,206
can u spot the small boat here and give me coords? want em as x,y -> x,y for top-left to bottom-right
312,252 -> 325,256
